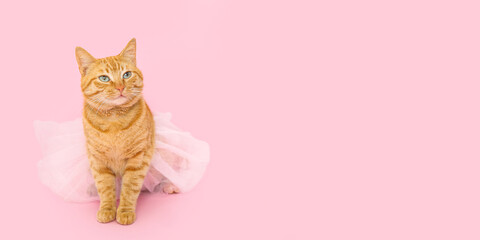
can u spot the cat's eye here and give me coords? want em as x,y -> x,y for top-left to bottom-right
98,75 -> 110,82
123,71 -> 132,79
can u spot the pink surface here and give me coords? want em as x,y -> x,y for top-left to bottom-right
1,0 -> 479,239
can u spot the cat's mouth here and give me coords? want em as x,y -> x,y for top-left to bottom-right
110,95 -> 129,105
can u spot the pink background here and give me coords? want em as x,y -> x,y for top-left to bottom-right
1,0 -> 479,239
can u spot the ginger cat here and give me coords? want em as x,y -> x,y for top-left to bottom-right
75,38 -> 177,225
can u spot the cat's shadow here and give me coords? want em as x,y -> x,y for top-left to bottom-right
131,191 -> 181,221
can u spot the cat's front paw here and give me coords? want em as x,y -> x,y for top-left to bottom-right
97,209 -> 116,223
116,210 -> 136,225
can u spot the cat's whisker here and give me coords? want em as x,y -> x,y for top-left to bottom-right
95,98 -> 108,115
86,97 -> 102,112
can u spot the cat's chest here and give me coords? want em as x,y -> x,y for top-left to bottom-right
95,132 -> 133,172
83,104 -> 153,168
88,129 -> 135,158
104,135 -> 129,160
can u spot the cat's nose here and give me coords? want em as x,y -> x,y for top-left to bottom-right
116,86 -> 125,94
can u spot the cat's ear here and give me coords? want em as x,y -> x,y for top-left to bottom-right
119,38 -> 136,64
75,47 -> 96,76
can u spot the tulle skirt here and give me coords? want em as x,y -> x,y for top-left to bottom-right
34,112 -> 210,202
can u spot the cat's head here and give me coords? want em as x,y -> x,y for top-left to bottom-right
75,38 -> 143,110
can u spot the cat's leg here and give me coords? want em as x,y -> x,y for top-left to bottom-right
116,152 -> 150,225
90,159 -> 117,223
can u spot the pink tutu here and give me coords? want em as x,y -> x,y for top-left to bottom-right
34,112 -> 210,202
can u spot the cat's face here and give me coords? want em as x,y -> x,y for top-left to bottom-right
75,38 -> 143,109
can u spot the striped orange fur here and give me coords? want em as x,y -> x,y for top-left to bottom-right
75,38 -> 178,225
